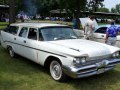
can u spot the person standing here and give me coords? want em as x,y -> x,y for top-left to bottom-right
73,17 -> 77,29
84,15 -> 95,40
105,21 -> 120,46
20,14 -> 24,22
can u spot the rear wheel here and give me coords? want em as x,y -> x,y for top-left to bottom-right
8,47 -> 17,58
50,60 -> 67,82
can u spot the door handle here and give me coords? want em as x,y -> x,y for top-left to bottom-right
101,35 -> 104,37
14,38 -> 16,40
23,40 -> 26,43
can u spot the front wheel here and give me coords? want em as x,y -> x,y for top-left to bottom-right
8,47 -> 17,58
50,60 -> 67,82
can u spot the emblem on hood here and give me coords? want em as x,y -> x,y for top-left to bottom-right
70,48 -> 80,52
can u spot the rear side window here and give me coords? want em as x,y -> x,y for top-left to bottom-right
28,28 -> 37,40
95,27 -> 107,34
4,26 -> 19,35
19,27 -> 28,38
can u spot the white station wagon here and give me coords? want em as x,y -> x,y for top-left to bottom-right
0,23 -> 120,82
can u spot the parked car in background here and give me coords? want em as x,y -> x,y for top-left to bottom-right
1,23 -> 120,82
74,25 -> 120,47
76,18 -> 120,47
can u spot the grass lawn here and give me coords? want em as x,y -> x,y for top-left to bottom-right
1,46 -> 120,90
0,22 -> 8,30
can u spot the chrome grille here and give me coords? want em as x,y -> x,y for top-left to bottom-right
88,54 -> 112,61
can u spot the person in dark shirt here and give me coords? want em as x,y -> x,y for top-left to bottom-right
20,14 -> 24,22
105,21 -> 120,46
73,18 -> 77,29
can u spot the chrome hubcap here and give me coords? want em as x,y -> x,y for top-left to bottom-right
9,48 -> 14,57
50,61 -> 62,80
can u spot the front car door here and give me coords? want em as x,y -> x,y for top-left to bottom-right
24,27 -> 39,63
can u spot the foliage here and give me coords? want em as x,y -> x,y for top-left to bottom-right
110,3 -> 120,13
1,0 -> 104,27
111,8 -> 117,13
87,0 -> 104,12
116,4 -> 120,13
35,0 -> 60,16
97,7 -> 109,12
0,0 -> 8,5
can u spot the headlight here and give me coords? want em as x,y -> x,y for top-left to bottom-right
112,52 -> 120,58
73,57 -> 86,65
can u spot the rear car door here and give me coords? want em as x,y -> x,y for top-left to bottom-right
1,25 -> 19,53
22,27 -> 39,62
116,35 -> 120,47
17,27 -> 29,56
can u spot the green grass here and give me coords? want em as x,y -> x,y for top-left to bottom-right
0,22 -> 9,25
0,26 -> 7,30
1,47 -> 120,90
0,22 -> 8,30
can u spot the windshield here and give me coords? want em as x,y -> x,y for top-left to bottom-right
39,27 -> 78,41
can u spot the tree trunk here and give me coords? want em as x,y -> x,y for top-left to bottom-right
76,0 -> 80,29
9,0 -> 16,24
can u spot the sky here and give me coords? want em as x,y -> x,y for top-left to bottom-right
103,0 -> 120,10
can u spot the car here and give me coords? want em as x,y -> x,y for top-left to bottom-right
76,18 -> 120,47
93,25 -> 120,47
0,23 -> 120,82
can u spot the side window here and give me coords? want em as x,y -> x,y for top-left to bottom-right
4,26 -> 19,35
28,28 -> 37,40
4,25 -> 10,32
19,27 -> 28,38
95,27 -> 107,34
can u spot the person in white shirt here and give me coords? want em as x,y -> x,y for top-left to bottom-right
84,15 -> 95,40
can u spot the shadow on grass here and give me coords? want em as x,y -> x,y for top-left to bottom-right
66,69 -> 120,90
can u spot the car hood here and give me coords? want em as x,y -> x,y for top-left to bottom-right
49,39 -> 119,57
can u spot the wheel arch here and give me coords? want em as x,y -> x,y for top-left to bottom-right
6,45 -> 13,50
44,56 -> 62,68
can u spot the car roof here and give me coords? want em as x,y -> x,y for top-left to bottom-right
96,24 -> 120,28
10,23 -> 67,28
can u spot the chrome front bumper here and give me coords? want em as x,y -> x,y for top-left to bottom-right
63,59 -> 120,78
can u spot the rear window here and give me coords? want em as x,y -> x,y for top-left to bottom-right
4,26 -> 19,35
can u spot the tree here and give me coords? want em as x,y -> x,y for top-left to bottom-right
87,0 -> 104,12
0,0 -> 8,5
110,3 -> 120,13
58,0 -> 105,29
58,0 -> 87,29
111,8 -> 117,13
115,4 -> 120,13
97,7 -> 109,12
9,0 -> 16,24
35,0 -> 60,16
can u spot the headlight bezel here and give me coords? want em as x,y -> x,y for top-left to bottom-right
73,57 -> 87,65
112,51 -> 120,58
